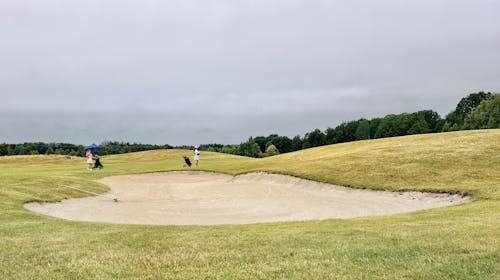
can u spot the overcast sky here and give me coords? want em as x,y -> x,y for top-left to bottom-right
1,0 -> 499,145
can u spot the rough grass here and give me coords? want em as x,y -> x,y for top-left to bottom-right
0,129 -> 499,279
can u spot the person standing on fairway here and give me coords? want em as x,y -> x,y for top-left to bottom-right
194,145 -> 200,167
85,149 -> 93,171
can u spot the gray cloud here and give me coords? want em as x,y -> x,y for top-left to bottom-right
1,1 -> 499,144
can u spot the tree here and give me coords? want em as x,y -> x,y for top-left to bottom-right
221,145 -> 237,155
253,136 -> 268,153
291,135 -> 303,151
355,119 -> 370,140
45,147 -> 54,155
369,118 -> 382,139
326,124 -> 345,144
327,122 -> 354,144
15,145 -> 27,155
302,129 -> 326,149
236,138 -> 262,158
7,145 -> 16,155
0,144 -> 7,156
270,136 -> 292,153
443,92 -> 493,131
375,113 -> 416,138
408,114 -> 430,134
463,94 -> 500,129
344,120 -> 360,142
265,144 -> 280,156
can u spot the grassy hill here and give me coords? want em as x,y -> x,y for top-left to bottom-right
0,129 -> 499,279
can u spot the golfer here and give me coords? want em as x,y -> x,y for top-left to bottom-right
194,145 -> 200,167
86,149 -> 93,170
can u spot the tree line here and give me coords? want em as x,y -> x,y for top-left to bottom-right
217,91 -> 499,157
1,92 -> 498,158
0,142 -> 173,157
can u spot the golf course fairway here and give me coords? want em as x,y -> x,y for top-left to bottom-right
1,129 -> 499,279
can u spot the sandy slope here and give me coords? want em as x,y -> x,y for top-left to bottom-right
25,171 -> 469,225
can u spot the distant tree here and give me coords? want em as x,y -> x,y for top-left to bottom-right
369,118 -> 382,139
443,92 -> 493,131
270,136 -> 292,153
45,147 -> 54,155
221,145 -> 237,155
408,114 -> 430,134
463,94 -> 500,129
236,138 -> 262,158
327,123 -> 350,143
265,141 -> 273,150
325,127 -> 335,144
291,135 -> 303,151
265,144 -> 280,156
253,136 -> 268,153
337,124 -> 348,143
7,145 -> 16,156
416,110 -> 442,132
375,114 -> 399,138
0,144 -> 7,156
200,144 -> 224,152
15,145 -> 27,155
303,129 -> 326,149
344,120 -> 360,142
76,146 -> 85,156
355,119 -> 370,140
375,113 -> 414,138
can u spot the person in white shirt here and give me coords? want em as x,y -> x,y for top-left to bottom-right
194,145 -> 200,167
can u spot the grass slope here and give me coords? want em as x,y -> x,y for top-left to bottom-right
0,130 -> 499,279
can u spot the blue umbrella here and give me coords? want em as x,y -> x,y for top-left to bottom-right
84,144 -> 101,153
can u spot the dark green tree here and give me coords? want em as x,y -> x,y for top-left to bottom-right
375,113 -> 414,138
45,146 -> 54,155
253,136 -> 268,153
443,92 -> 493,131
221,145 -> 238,154
0,144 -> 7,156
463,94 -> 500,129
291,135 -> 303,151
369,118 -> 382,139
236,138 -> 262,158
303,129 -> 326,149
270,136 -> 293,153
325,125 -> 344,144
7,145 -> 16,155
408,114 -> 430,134
355,119 -> 370,140
344,120 -> 359,142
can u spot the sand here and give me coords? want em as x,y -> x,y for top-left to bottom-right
24,171 -> 469,225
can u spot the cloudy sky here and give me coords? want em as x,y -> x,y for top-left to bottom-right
1,0 -> 499,145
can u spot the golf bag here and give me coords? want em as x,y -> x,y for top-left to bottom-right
94,157 -> 104,169
183,156 -> 192,167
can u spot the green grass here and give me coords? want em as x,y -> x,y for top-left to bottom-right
1,130 -> 499,279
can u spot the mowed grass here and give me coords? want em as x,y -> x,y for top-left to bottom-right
0,130 -> 499,279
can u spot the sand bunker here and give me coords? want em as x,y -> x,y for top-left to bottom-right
25,171 -> 469,225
